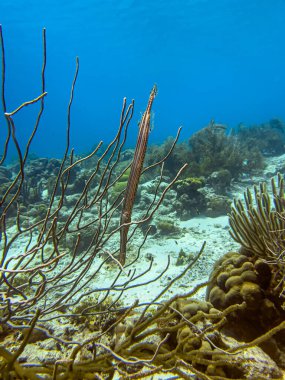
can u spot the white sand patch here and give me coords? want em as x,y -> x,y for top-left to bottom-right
95,215 -> 241,307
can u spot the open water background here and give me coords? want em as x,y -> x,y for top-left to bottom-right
0,0 -> 285,158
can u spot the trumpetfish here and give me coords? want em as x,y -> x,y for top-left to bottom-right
119,85 -> 157,265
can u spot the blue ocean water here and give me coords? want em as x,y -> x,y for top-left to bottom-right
0,0 -> 285,158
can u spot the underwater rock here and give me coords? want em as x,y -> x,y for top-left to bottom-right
173,176 -> 205,195
139,181 -> 178,217
207,169 -> 231,194
67,173 -> 87,194
156,218 -> 181,236
173,180 -> 207,219
212,334 -> 282,380
108,167 -> 131,203
0,166 -> 12,185
199,186 -> 232,217
264,153 -> 285,178
63,224 -> 96,254
18,343 -> 62,365
175,248 -> 194,266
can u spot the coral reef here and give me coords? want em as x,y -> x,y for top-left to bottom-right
145,138 -> 189,179
236,118 -> 285,156
2,25 -> 285,380
156,218 -> 181,236
229,173 -> 285,298
188,121 -> 265,179
206,250 -> 285,371
112,283 -> 283,379
199,186 -> 232,217
173,176 -> 206,218
109,167 -> 130,203
207,169 -> 232,194
145,121 -> 267,220
205,174 -> 285,373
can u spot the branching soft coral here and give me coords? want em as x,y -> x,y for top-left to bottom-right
229,173 -> 285,300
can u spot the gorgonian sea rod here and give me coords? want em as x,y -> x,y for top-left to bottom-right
0,27 -> 188,379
